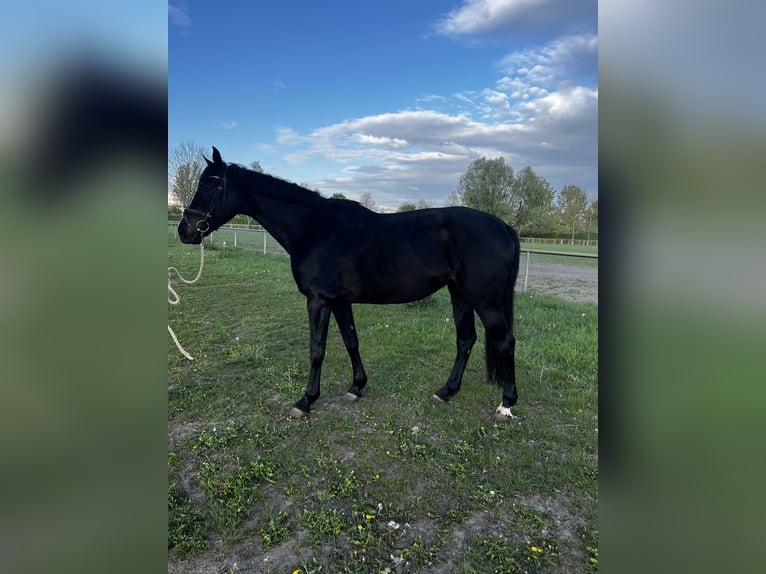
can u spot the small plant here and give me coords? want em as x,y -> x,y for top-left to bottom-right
259,511 -> 290,549
168,482 -> 209,557
196,458 -> 276,537
301,509 -> 343,546
228,338 -> 265,365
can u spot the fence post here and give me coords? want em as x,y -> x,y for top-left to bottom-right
234,230 -> 237,247
263,231 -> 267,255
523,251 -> 530,292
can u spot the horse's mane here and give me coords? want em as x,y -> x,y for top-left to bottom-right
229,163 -> 322,208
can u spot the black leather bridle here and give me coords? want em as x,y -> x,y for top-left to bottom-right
182,173 -> 227,233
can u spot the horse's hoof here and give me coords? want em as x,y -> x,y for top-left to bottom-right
344,392 -> 361,402
289,406 -> 308,419
493,405 -> 519,422
431,394 -> 447,404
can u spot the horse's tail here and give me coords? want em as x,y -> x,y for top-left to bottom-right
506,223 -> 521,302
485,224 -> 520,388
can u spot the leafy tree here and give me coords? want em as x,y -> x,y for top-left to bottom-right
587,197 -> 598,229
169,140 -> 205,206
249,160 -> 264,173
557,184 -> 589,243
509,166 -> 556,236
359,192 -> 376,210
456,157 -> 513,220
398,201 -> 417,212
330,192 -> 347,200
584,197 -> 598,240
445,191 -> 461,207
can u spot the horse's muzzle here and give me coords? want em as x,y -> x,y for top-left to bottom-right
177,221 -> 203,244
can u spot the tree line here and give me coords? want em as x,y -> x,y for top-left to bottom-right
170,142 -> 597,241
447,157 -> 597,241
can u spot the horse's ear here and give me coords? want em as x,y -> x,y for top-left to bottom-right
203,154 -> 213,167
212,146 -> 223,165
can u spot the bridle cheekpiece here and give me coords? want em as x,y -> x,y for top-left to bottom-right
182,173 -> 227,234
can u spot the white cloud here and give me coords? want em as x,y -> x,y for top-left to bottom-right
498,32 -> 597,88
168,2 -> 191,30
356,134 -> 409,148
275,127 -> 306,145
221,121 -> 237,130
522,85 -> 598,123
433,0 -> 596,38
267,31 -> 597,208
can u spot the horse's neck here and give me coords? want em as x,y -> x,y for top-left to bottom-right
236,170 -> 318,254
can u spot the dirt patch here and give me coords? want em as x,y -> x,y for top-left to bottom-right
168,421 -> 203,452
522,261 -> 598,304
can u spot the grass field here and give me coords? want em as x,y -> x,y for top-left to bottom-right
168,234 -> 598,573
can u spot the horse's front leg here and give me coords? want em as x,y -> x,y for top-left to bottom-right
290,295 -> 331,418
332,302 -> 368,401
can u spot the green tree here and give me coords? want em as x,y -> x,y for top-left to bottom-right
585,197 -> 598,240
330,192 -> 347,200
249,160 -> 264,173
510,166 -> 556,236
557,184 -> 589,243
445,191 -> 461,207
398,201 -> 417,212
456,157 -> 513,220
169,140 -> 205,206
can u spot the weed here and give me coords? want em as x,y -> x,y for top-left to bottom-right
258,511 -> 291,549
301,509 -> 343,545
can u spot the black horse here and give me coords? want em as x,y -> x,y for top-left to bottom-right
178,147 -> 521,421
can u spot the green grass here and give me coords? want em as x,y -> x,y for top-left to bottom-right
168,231 -> 598,572
520,241 -> 598,268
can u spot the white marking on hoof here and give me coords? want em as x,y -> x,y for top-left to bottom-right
344,392 -> 361,402
494,405 -> 519,421
431,394 -> 446,404
289,406 -> 307,419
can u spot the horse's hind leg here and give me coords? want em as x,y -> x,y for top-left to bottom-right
479,311 -> 519,422
433,284 -> 477,403
332,302 -> 368,401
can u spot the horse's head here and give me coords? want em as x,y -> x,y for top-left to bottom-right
178,146 -> 234,244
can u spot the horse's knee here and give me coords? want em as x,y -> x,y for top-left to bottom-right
457,334 -> 476,356
310,350 -> 325,368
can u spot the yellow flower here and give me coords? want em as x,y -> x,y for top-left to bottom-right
365,514 -> 375,520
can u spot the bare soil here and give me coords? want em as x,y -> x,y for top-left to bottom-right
522,261 -> 598,304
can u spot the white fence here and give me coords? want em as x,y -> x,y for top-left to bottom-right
168,221 -> 287,255
520,236 -> 598,247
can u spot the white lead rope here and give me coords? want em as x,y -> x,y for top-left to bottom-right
168,241 -> 205,360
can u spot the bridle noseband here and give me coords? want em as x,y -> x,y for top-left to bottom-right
182,174 -> 227,233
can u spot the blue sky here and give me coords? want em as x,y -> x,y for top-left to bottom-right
169,0 -> 597,209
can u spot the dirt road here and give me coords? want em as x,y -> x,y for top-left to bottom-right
522,261 -> 598,304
